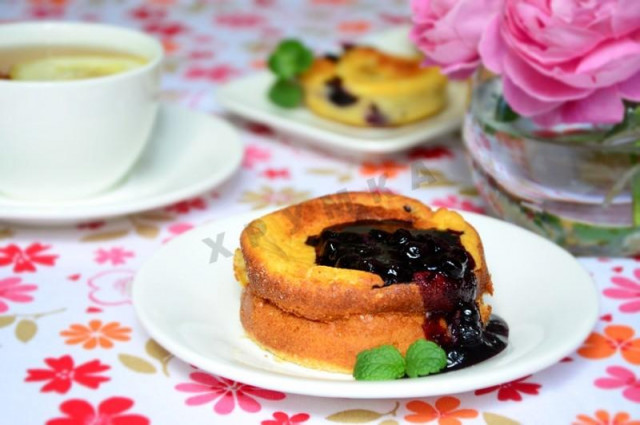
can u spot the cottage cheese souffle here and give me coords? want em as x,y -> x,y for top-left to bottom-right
234,192 -> 507,373
299,46 -> 448,127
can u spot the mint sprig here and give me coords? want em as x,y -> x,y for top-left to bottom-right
353,345 -> 406,381
405,339 -> 448,378
353,339 -> 447,381
266,39 -> 314,108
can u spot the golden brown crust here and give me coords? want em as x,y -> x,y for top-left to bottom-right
238,192 -> 493,321
299,46 -> 448,127
240,287 -> 426,373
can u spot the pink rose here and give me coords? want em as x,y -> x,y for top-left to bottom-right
410,0 -> 504,78
479,0 -> 640,125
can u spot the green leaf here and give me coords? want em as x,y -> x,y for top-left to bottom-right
268,79 -> 304,108
145,339 -> 173,376
494,95 -> 519,122
405,339 -> 447,378
118,354 -> 157,374
268,39 -> 313,79
326,409 -> 383,423
483,412 -> 521,425
0,315 -> 16,328
145,339 -> 171,362
81,229 -> 129,242
15,319 -> 37,343
353,345 -> 405,381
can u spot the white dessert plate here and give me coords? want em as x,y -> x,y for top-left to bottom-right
0,104 -> 243,225
132,207 -> 599,399
217,27 -> 468,158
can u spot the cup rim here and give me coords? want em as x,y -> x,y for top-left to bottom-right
0,20 -> 164,87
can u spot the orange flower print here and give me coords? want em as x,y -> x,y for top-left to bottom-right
573,409 -> 640,425
405,396 -> 478,425
338,20 -> 371,34
578,325 -> 640,365
29,0 -> 67,6
359,160 -> 408,179
60,320 -> 131,349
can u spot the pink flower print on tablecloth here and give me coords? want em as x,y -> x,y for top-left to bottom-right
243,144 -> 271,169
474,375 -> 541,401
262,411 -> 310,425
0,243 -> 58,273
143,21 -> 188,38
215,13 -> 264,28
185,65 -> 240,83
261,168 -> 290,180
129,4 -> 166,21
162,223 -> 195,244
0,277 -> 37,313
431,195 -> 486,214
26,355 -> 110,394
166,197 -> 207,214
595,366 -> 640,403
46,397 -> 148,425
175,372 -> 285,415
87,270 -> 134,306
94,248 -> 134,266
604,269 -> 640,313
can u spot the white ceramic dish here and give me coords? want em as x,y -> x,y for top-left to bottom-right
132,208 -> 599,399
217,27 -> 468,158
0,104 -> 243,225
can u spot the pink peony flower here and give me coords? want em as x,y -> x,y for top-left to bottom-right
479,0 -> 640,125
410,0 -> 504,78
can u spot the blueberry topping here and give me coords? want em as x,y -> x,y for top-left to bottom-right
306,219 -> 508,372
325,77 -> 358,106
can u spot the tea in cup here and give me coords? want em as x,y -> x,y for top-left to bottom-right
0,21 -> 164,201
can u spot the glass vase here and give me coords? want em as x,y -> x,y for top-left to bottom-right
463,76 -> 640,257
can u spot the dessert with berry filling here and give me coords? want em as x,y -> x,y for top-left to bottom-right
234,192 -> 507,374
299,46 -> 448,127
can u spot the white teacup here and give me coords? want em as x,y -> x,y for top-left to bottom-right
0,22 -> 163,201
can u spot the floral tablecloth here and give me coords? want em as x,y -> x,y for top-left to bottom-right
1,1 -> 639,424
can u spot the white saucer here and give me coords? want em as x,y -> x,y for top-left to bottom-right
132,208 -> 599,399
217,27 -> 468,159
0,104 -> 243,225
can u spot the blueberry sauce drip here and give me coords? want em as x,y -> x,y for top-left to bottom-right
325,77 -> 358,106
341,42 -> 356,51
306,219 -> 508,371
324,53 -> 339,62
365,104 -> 387,126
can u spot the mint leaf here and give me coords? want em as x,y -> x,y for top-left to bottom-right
268,39 -> 313,79
268,79 -> 303,108
405,339 -> 447,378
353,345 -> 406,381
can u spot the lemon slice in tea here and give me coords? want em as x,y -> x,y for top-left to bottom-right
9,55 -> 147,81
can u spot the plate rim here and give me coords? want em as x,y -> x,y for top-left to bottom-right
131,207 -> 600,399
0,104 -> 243,224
